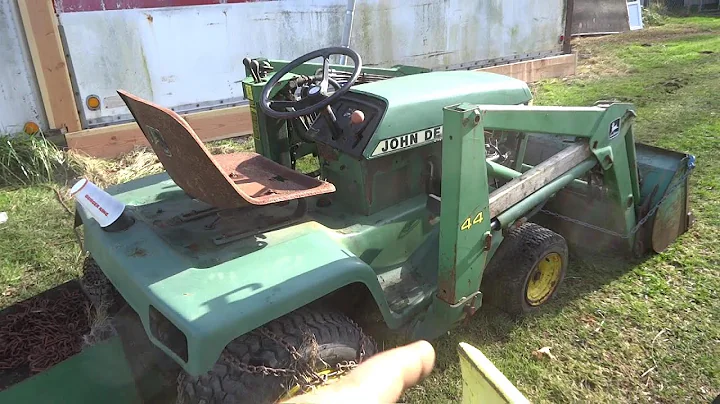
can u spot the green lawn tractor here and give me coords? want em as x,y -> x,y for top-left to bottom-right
0,47 -> 694,403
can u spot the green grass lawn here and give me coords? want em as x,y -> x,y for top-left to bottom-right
0,186 -> 81,307
402,16 -> 720,403
1,15 -> 718,404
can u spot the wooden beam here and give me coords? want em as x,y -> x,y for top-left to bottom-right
563,0 -> 575,54
489,142 -> 592,218
66,105 -> 252,158
17,0 -> 81,133
477,54 -> 577,83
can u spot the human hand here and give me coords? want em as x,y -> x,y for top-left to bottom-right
284,340 -> 436,403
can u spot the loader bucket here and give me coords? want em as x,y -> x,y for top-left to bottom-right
0,281 -> 141,403
458,342 -> 529,404
522,133 -> 694,255
635,143 -> 694,253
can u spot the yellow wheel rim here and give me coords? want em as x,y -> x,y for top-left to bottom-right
525,252 -> 563,306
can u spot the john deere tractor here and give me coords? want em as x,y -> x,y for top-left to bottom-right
0,47 -> 695,403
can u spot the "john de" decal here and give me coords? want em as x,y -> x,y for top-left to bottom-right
371,126 -> 442,156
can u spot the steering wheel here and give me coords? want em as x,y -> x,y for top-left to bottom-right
259,47 -> 362,120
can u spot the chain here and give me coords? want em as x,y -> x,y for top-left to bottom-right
177,316 -> 371,403
0,286 -> 90,374
538,157 -> 695,239
260,327 -> 304,361
221,351 -> 299,377
259,327 -> 327,386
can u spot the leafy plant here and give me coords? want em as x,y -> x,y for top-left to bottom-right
644,3 -> 669,27
0,133 -> 78,188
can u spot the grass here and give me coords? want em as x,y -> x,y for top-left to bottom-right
0,133 -> 77,188
0,136 -> 254,308
1,15 -> 718,403
401,16 -> 720,403
0,187 -> 81,307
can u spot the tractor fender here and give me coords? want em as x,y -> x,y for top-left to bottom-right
80,209 -> 392,377
180,231 -> 393,376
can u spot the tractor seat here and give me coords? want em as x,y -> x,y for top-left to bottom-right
117,90 -> 335,209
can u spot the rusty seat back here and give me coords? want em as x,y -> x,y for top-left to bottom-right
117,90 -> 335,209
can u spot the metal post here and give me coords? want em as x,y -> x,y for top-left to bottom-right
495,158 -> 597,227
339,0 -> 357,65
410,104 -> 492,341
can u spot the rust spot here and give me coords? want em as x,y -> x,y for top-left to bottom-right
462,296 -> 479,325
483,233 -> 493,251
363,154 -> 398,209
316,143 -> 338,162
146,14 -> 153,23
186,243 -> 200,252
130,247 -> 147,257
437,246 -> 458,303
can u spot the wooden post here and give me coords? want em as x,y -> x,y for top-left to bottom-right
563,0 -> 575,54
17,0 -> 81,133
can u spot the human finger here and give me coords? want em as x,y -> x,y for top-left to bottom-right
286,340 -> 436,403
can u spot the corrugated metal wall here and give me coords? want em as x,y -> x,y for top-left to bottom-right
57,0 -> 566,128
0,0 -> 47,134
0,0 -> 567,134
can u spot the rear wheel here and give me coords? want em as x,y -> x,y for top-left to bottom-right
481,223 -> 568,315
176,307 -> 377,404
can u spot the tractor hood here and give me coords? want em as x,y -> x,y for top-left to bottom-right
351,71 -> 532,159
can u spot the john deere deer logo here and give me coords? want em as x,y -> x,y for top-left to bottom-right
146,125 -> 172,157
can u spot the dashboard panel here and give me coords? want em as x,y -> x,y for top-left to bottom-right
308,92 -> 387,159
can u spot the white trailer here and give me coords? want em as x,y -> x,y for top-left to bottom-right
1,0 -> 574,157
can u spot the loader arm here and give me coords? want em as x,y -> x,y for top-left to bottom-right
412,102 -> 646,340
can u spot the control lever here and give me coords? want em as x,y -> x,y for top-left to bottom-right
258,60 -> 274,78
250,60 -> 261,82
242,58 -> 260,83
324,106 -> 342,140
349,110 -> 367,148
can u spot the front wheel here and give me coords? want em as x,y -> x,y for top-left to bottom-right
481,223 -> 568,315
176,307 -> 377,404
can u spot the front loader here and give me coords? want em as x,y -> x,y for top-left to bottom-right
0,47 -> 694,403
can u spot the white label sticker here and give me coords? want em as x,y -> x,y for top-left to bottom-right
371,126 -> 443,156
609,118 -> 621,140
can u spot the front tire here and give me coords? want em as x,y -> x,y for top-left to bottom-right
481,223 -> 568,315
177,307 -> 377,404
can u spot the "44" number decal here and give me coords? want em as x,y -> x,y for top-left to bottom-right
460,211 -> 484,231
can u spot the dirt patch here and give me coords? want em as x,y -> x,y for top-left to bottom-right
657,77 -> 690,94
568,24 -> 715,80
576,25 -> 710,46
0,280 -> 92,390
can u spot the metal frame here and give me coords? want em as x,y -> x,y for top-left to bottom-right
432,50 -> 563,72
74,49 -> 563,129
411,101 -> 641,340
84,97 -> 249,128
